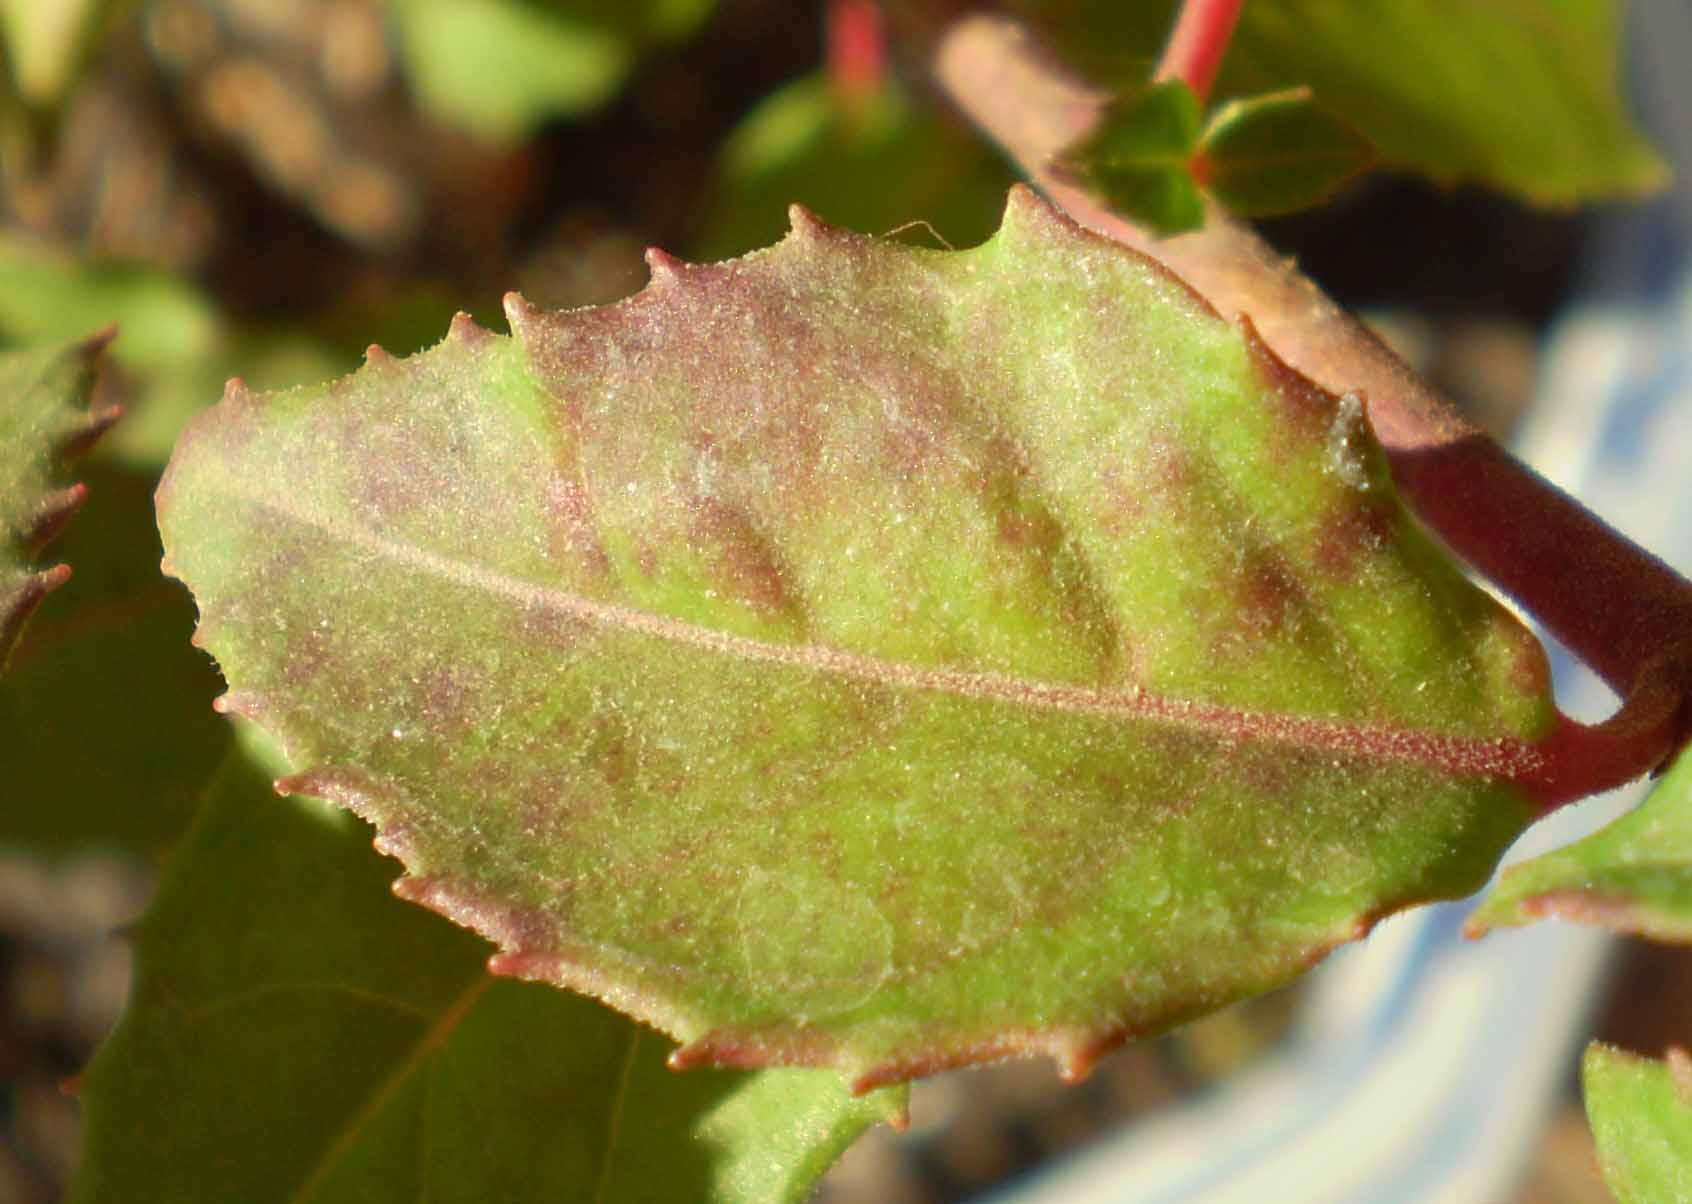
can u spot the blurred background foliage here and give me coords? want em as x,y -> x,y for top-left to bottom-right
0,2 -> 1664,1201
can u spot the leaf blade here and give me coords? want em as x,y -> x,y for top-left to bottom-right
158,189 -> 1556,1086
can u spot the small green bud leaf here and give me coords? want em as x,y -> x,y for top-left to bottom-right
1198,87 -> 1377,218
1062,80 -> 1206,234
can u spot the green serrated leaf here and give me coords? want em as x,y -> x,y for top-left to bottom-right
1198,87 -> 1375,218
1471,742 -> 1692,941
1014,0 -> 1666,205
1583,1044 -> 1692,1204
157,188 -> 1556,1090
1063,79 -> 1204,234
0,335 -> 113,669
73,726 -> 900,1203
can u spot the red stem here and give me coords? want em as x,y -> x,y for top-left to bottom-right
925,12 -> 1692,801
1154,0 -> 1244,102
829,0 -> 888,96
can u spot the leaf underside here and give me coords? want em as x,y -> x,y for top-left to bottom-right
157,186 -> 1555,1089
1471,743 -> 1692,942
1,335 -> 116,670
1583,1044 -> 1692,1204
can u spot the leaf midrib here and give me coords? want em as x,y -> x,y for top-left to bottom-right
222,486 -> 1543,780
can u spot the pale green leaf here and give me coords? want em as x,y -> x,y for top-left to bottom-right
157,188 -> 1556,1089
1471,742 -> 1692,942
387,0 -> 715,142
72,726 -> 900,1203
1583,1044 -> 1692,1204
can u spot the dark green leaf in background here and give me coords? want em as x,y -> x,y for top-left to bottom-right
1015,0 -> 1665,206
1583,1044 -> 1692,1204
692,72 -> 1015,262
0,461 -> 230,857
158,190 -> 1557,1090
1470,742 -> 1692,942
73,727 -> 900,1204
1197,87 -> 1375,218
1061,79 -> 1204,235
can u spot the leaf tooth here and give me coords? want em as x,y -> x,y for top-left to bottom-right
502,290 -> 539,340
73,323 -> 119,359
785,202 -> 832,244
210,689 -> 264,720
61,403 -> 122,458
447,311 -> 492,345
999,181 -> 1072,247
23,483 -> 89,553
363,343 -> 394,366
219,376 -> 255,408
1052,1030 -> 1120,1084
643,246 -> 686,284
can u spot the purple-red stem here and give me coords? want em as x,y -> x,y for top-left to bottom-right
830,0 -> 889,96
1154,0 -> 1244,102
922,11 -> 1692,803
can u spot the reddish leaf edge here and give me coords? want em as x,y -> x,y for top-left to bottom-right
161,188 -> 1658,1092
2,328 -> 121,669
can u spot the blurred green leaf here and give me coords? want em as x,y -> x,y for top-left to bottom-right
1015,0 -> 1666,205
693,72 -> 1014,261
0,234 -> 344,465
1198,88 -> 1375,218
73,727 -> 901,1203
0,0 -> 115,110
0,335 -> 109,668
159,190 -> 1555,1089
387,0 -> 715,142
1062,79 -> 1204,235
1583,1044 -> 1692,1204
1470,742 -> 1692,942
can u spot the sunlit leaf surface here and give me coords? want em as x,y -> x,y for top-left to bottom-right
1583,1044 -> 1692,1204
159,188 -> 1556,1089
73,728 -> 900,1204
1472,743 -> 1692,942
